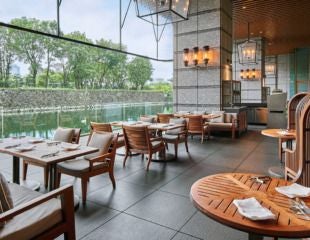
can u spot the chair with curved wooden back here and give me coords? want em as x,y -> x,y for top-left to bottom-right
157,113 -> 174,123
287,92 -> 309,130
187,115 -> 209,143
285,94 -> 310,185
56,131 -> 118,205
23,127 -> 81,189
89,122 -> 124,149
122,125 -> 165,171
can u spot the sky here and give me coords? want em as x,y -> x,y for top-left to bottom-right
0,0 -> 173,80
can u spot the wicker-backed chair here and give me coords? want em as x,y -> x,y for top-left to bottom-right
162,118 -> 188,159
89,122 -> 125,149
122,125 -> 165,171
157,113 -> 174,123
56,132 -> 118,205
285,94 -> 310,185
23,127 -> 81,189
187,115 -> 209,143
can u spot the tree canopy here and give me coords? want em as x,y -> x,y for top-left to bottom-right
0,17 -> 158,90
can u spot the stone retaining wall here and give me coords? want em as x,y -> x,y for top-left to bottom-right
0,89 -> 165,109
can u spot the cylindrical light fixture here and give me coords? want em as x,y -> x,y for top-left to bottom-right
252,68 -> 256,79
246,69 -> 250,79
203,46 -> 210,65
240,69 -> 244,79
193,47 -> 199,66
183,48 -> 189,66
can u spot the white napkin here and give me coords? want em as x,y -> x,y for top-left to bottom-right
275,183 -> 310,198
61,143 -> 80,151
233,197 -> 276,220
15,144 -> 35,152
28,138 -> 45,144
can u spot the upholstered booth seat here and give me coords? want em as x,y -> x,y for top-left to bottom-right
0,184 -> 62,240
57,157 -> 110,173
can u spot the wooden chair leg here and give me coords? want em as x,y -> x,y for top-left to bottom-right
23,161 -> 28,181
201,132 -> 204,144
44,166 -> 49,189
185,139 -> 189,153
81,178 -> 88,205
123,151 -> 129,167
141,153 -> 144,160
165,142 -> 168,150
174,143 -> 178,159
109,170 -> 116,189
56,171 -> 61,188
146,153 -> 152,171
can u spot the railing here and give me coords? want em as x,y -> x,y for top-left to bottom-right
1,102 -> 172,139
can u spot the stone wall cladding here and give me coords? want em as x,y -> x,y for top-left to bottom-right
0,89 -> 165,109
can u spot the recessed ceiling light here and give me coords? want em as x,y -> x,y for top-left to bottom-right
268,42 -> 272,46
250,32 -> 254,35
259,31 -> 263,34
242,6 -> 247,9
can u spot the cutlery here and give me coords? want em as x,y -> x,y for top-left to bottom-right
41,151 -> 59,158
249,176 -> 271,184
5,143 -> 21,149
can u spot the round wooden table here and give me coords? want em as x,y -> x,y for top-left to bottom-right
261,129 -> 296,178
190,173 -> 310,240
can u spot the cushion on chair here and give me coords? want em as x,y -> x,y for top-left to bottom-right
85,132 -> 114,159
57,157 -> 109,172
166,118 -> 186,135
140,116 -> 156,123
224,114 -> 232,123
151,141 -> 162,149
53,127 -> 74,143
0,183 -> 62,240
0,173 -> 13,213
210,111 -> 225,123
162,135 -> 179,141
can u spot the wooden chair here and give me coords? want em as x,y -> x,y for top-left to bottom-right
162,118 -> 189,159
285,94 -> 310,185
187,115 -> 209,143
157,113 -> 174,123
56,132 -> 118,205
122,125 -> 166,171
23,127 -> 81,189
89,122 -> 125,149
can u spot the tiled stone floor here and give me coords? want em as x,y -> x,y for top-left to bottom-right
0,127 -> 300,240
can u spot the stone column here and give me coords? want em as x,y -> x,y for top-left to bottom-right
173,0 -> 232,112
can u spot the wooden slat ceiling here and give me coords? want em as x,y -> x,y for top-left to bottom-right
233,0 -> 310,55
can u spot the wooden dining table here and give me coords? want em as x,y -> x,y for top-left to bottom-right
0,136 -> 98,191
173,113 -> 222,120
261,129 -> 296,178
191,173 -> 310,240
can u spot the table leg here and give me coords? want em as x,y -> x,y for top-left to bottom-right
13,156 -> 20,184
248,233 -> 263,240
48,163 -> 57,191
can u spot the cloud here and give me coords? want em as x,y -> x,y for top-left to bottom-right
0,0 -> 173,79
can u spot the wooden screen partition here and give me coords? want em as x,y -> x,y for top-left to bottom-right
285,94 -> 310,185
287,92 -> 308,130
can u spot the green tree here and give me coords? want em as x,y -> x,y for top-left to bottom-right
0,27 -> 15,87
9,17 -> 45,87
127,57 -> 153,90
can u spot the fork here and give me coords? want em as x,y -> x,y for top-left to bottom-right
41,151 -> 59,158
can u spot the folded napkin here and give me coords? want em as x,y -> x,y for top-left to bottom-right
28,138 -> 45,144
277,130 -> 294,136
275,183 -> 310,198
15,144 -> 35,152
233,197 -> 276,220
61,143 -> 80,151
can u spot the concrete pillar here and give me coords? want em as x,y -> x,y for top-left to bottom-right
173,0 -> 233,112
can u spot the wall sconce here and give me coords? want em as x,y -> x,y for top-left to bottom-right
183,46 -> 210,67
265,64 -> 276,76
240,68 -> 258,80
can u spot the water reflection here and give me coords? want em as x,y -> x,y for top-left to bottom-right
1,102 -> 172,138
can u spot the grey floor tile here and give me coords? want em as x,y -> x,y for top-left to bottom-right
172,233 -> 202,240
121,167 -> 180,189
126,191 -> 196,230
160,164 -> 234,197
180,212 -> 248,240
87,180 -> 156,211
81,213 -> 176,240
